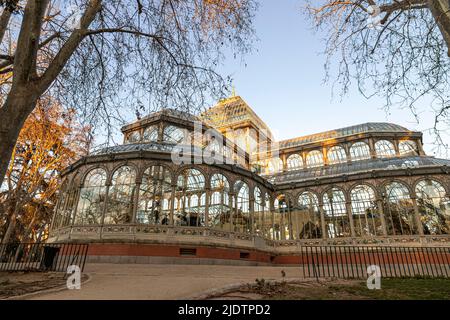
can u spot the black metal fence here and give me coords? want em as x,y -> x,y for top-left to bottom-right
301,246 -> 450,279
0,243 -> 89,272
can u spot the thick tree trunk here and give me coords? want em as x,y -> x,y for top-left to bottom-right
0,90 -> 37,191
429,0 -> 450,56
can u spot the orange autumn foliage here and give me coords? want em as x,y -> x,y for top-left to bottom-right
0,96 -> 89,244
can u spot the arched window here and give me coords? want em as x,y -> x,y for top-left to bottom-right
297,192 -> 321,239
75,168 -> 107,225
350,185 -> 382,236
327,146 -> 347,165
163,125 -> 185,144
127,131 -> 141,143
350,142 -> 371,161
234,181 -> 250,234
142,125 -> 159,142
209,173 -> 230,230
415,180 -> 450,235
267,157 -> 283,174
375,140 -> 396,158
104,166 -> 136,224
286,154 -> 303,171
399,140 -> 418,156
384,182 -> 417,235
306,150 -> 324,168
323,188 -> 351,238
274,194 -> 293,240
137,166 -> 172,225
175,169 -> 206,227
254,187 -> 265,236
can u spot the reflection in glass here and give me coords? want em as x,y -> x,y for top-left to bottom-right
75,169 -> 107,225
350,142 -> 371,161
399,140 -> 418,156
306,150 -> 324,168
327,146 -> 347,165
209,173 -> 230,230
287,154 -> 303,171
350,185 -> 382,236
234,180 -> 250,233
142,126 -> 159,142
375,140 -> 396,158
297,192 -> 322,239
384,182 -> 417,235
175,169 -> 206,227
323,188 -> 351,238
137,166 -> 172,225
416,180 -> 450,235
104,166 -> 136,224
163,125 -> 185,144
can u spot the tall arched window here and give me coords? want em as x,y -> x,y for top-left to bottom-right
327,146 -> 347,165
175,169 -> 206,227
297,192 -> 321,239
209,173 -> 230,230
384,182 -> 417,235
254,187 -> 265,236
286,154 -> 303,171
415,180 -> 450,235
75,168 -> 107,225
350,142 -> 371,161
399,140 -> 418,156
350,185 -> 382,236
234,180 -> 250,234
62,174 -> 81,227
323,188 -> 351,238
163,125 -> 185,144
375,140 -> 396,158
137,166 -> 172,225
267,157 -> 283,174
306,150 -> 324,168
104,166 -> 136,224
142,125 -> 159,142
274,194 -> 292,240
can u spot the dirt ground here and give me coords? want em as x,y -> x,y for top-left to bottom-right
0,271 -> 86,299
209,278 -> 450,300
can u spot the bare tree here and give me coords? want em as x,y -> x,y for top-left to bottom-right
0,0 -> 257,186
306,1 -> 450,154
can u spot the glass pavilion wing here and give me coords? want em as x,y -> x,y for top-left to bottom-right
279,123 -> 411,149
269,157 -> 450,184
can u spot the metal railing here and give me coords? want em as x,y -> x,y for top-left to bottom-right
0,243 -> 89,272
301,246 -> 450,279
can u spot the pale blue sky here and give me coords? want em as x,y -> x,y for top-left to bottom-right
217,0 -> 449,158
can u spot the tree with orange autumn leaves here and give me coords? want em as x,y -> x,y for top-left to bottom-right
0,96 -> 89,244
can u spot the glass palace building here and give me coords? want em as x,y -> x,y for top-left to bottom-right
49,96 -> 450,264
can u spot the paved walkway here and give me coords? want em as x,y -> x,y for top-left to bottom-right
29,263 -> 305,300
